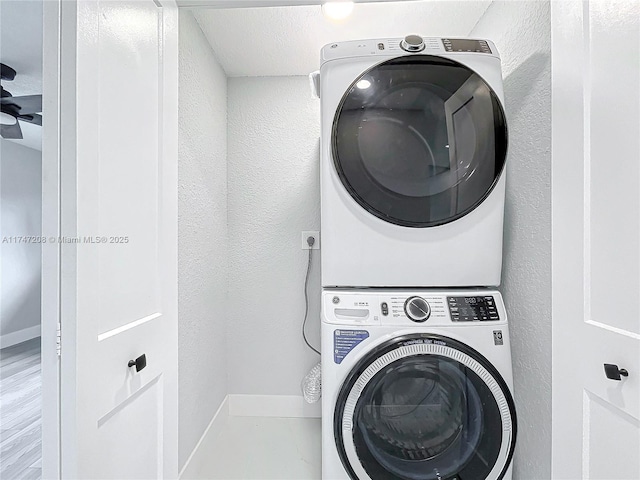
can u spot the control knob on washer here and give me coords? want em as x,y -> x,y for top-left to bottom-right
404,296 -> 431,322
400,35 -> 426,52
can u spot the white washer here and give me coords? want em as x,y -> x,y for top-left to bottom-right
320,37 -> 508,288
322,289 -> 516,480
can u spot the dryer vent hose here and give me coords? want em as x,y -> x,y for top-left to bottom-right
302,362 -> 322,404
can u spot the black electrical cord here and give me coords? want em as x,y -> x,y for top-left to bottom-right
303,237 -> 320,355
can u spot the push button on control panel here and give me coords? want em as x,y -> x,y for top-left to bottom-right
381,302 -> 389,316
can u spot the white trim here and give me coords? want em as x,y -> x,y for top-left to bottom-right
160,1 -> 181,477
551,1 -> 590,477
41,0 -> 62,478
228,394 -> 322,418
179,396 -> 229,480
0,325 -> 41,349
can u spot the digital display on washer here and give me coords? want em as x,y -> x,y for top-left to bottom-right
442,38 -> 492,54
447,296 -> 500,322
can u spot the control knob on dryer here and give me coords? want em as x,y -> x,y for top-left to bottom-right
400,35 -> 426,52
404,296 -> 431,322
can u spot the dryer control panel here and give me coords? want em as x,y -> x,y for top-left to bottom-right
321,37 -> 500,63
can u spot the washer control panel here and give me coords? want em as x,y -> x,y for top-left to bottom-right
322,290 -> 506,326
447,296 -> 500,322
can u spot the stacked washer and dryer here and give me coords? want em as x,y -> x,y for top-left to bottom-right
318,36 -> 517,480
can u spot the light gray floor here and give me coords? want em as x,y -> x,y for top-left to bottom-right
0,338 -> 42,480
183,416 -> 322,479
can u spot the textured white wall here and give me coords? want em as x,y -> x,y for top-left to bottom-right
0,140 -> 41,341
227,76 -> 321,395
470,3 -> 551,479
178,10 -> 228,470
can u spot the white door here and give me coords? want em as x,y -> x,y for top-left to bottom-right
552,0 -> 640,478
57,1 -> 178,478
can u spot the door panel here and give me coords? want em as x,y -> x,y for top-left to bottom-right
588,0 -> 640,336
552,0 -> 640,477
94,377 -> 163,479
96,0 -> 162,332
583,324 -> 639,421
585,392 -> 640,480
94,316 -> 165,420
60,0 -> 178,478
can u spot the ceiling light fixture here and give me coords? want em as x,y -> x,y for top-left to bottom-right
322,2 -> 355,21
0,112 -> 17,125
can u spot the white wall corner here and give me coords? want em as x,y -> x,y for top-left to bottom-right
228,394 -> 321,419
179,395 -> 230,480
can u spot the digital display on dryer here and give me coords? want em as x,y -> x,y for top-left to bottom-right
447,296 -> 500,322
442,38 -> 492,54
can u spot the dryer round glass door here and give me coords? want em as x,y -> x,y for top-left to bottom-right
334,334 -> 516,480
332,55 -> 508,227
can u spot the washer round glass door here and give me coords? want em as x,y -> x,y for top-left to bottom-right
334,335 -> 516,480
332,55 -> 508,227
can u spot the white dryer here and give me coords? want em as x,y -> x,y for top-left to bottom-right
321,289 -> 517,480
320,36 -> 508,288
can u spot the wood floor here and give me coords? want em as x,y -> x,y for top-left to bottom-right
0,338 -> 41,480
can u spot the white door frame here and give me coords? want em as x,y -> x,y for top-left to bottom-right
550,0 -> 583,474
41,2 -> 83,476
41,0 -> 62,478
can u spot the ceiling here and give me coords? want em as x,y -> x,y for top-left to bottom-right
193,0 -> 492,77
0,0 -> 491,151
0,0 -> 43,152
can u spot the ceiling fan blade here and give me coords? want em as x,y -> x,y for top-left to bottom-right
1,121 -> 23,139
0,94 -> 42,114
18,113 -> 42,126
1,63 -> 16,81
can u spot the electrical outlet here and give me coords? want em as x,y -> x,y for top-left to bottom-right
302,231 -> 320,250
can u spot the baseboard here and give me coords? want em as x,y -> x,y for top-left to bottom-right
179,395 -> 229,480
228,394 -> 321,418
0,325 -> 40,349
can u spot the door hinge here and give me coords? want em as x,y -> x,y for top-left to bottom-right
56,322 -> 61,357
